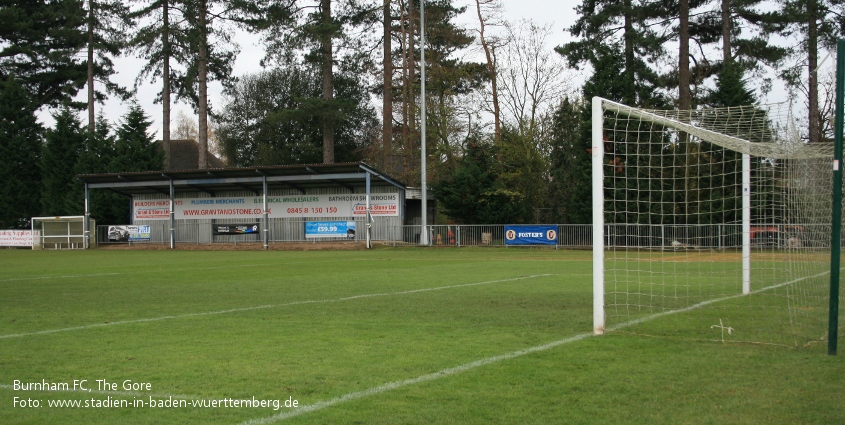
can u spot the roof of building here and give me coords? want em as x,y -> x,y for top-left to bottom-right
77,162 -> 406,196
157,139 -> 227,170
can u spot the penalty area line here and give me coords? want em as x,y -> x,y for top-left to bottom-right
237,332 -> 594,425
237,269 -> 835,425
0,274 -> 555,340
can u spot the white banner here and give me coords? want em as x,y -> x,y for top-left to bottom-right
133,193 -> 400,221
0,230 -> 35,247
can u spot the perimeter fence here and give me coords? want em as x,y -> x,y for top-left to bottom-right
95,223 -> 824,249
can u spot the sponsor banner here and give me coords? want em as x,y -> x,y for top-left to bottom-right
133,199 -> 171,220
107,225 -> 151,242
504,225 -> 558,245
133,193 -> 400,221
305,221 -> 357,239
0,230 -> 35,247
213,224 -> 260,235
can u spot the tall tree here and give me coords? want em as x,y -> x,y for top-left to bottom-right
382,0 -> 392,165
0,0 -> 87,108
499,20 -> 569,140
547,97 -> 590,224
718,0 -> 787,74
559,0 -> 667,107
113,102 -> 164,173
217,65 -> 376,166
416,0 -> 487,181
473,0 -> 503,144
258,0 -> 383,165
130,0 -> 191,170
668,0 -> 787,107
84,0 -> 131,133
780,0 -> 845,143
75,112 -> 121,224
433,140 -> 529,224
177,0 -> 246,169
0,75 -> 43,228
679,0 -> 691,110
42,108 -> 86,215
319,0 -> 335,163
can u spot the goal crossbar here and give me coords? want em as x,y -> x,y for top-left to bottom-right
591,96 -> 835,346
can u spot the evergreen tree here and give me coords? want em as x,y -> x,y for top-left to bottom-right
558,0 -> 666,107
113,102 -> 164,173
497,124 -> 548,223
42,108 -> 86,215
433,141 -> 529,224
130,0 -> 192,170
75,112 -> 124,224
715,0 -> 788,75
258,0 -> 374,165
76,112 -> 115,176
780,0 -> 845,143
218,66 -> 375,166
83,0 -> 132,132
0,0 -> 87,108
707,61 -> 757,108
0,75 -> 44,228
547,97 -> 591,224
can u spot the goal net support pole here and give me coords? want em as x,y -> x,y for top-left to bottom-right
592,97 -> 605,335
743,153 -> 751,295
829,39 -> 845,356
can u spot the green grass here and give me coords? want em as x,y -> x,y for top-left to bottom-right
0,247 -> 843,424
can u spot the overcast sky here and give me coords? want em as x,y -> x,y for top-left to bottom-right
36,0 -> 812,138
35,0 -> 581,138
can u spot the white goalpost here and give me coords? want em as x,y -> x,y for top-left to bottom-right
592,97 -> 835,346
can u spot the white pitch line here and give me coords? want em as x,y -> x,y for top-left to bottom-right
0,272 -> 123,282
0,263 -> 268,282
238,270 -> 834,425
237,333 -> 594,425
0,274 -> 554,340
605,269 -> 833,332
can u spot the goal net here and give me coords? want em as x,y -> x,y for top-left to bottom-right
592,97 -> 835,347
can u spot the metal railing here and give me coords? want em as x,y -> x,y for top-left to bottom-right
389,224 -> 830,249
96,223 -> 831,249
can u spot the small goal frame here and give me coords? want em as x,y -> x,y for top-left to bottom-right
31,216 -> 95,250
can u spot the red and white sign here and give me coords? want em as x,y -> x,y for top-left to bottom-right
133,193 -> 401,221
0,230 -> 36,247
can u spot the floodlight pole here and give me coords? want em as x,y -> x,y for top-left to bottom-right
84,183 -> 91,249
366,171 -> 372,249
169,178 -> 176,250
829,39 -> 844,356
419,0 -> 428,246
262,172 -> 269,250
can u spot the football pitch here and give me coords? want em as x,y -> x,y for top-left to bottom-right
1,247 -> 843,424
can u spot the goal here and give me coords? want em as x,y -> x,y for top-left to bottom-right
591,97 -> 835,347
31,216 -> 95,250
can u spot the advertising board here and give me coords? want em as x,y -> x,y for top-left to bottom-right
305,221 -> 357,239
504,225 -> 558,245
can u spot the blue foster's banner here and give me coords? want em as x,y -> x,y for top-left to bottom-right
305,221 -> 357,239
504,225 -> 558,245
